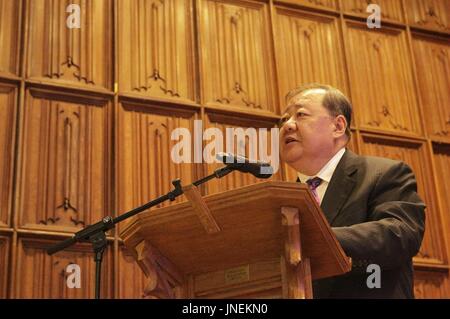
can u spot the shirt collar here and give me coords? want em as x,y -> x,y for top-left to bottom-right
297,148 -> 346,183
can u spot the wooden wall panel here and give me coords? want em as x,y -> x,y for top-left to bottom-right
0,235 -> 9,298
25,0 -> 113,90
16,89 -> 112,233
116,100 -> 198,231
274,8 -> 347,106
276,0 -> 337,10
117,245 -> 147,298
0,84 -> 17,227
359,134 -> 447,266
0,0 -> 21,76
118,0 -> 195,103
406,0 -> 450,32
432,144 -> 450,261
412,34 -> 450,143
198,0 -> 276,115
344,22 -> 422,136
204,112 -> 281,195
414,271 -> 450,298
341,0 -> 404,23
14,238 -> 113,298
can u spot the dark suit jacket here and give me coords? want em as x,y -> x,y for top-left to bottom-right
301,149 -> 426,299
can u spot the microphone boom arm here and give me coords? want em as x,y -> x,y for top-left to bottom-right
46,165 -> 234,299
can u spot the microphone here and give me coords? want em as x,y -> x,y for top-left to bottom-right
216,152 -> 273,179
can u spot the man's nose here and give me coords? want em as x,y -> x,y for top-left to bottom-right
284,117 -> 297,131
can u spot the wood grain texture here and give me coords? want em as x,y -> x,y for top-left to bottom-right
276,0 -> 337,10
118,0 -> 195,103
344,22 -> 422,136
414,270 -> 450,298
116,100 -> 198,231
274,7 -> 347,107
0,84 -> 17,227
16,89 -> 112,233
204,113 -> 281,195
14,238 -> 114,298
198,0 -> 276,114
359,134 -> 446,266
192,259 -> 282,298
25,0 -> 113,90
117,244 -> 147,298
412,34 -> 450,142
0,0 -> 21,76
432,144 -> 450,263
120,181 -> 351,298
406,0 -> 450,32
0,235 -> 9,298
342,0 -> 404,23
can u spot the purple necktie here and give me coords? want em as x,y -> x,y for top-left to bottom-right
306,177 -> 322,204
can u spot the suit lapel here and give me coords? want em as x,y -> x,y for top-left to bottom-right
320,150 -> 358,225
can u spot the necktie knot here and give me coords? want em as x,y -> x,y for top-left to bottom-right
306,177 -> 322,191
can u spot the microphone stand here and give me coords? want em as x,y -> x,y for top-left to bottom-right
47,166 -> 234,299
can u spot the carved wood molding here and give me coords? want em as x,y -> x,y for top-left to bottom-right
342,0 -> 404,22
280,207 -> 312,299
277,0 -> 337,10
0,83 -> 17,227
17,91 -> 111,232
0,0 -> 20,76
25,0 -> 113,89
118,0 -> 195,102
274,7 -> 347,109
414,270 -> 450,299
15,238 -> 114,298
198,0 -> 275,112
345,22 -> 422,135
0,236 -> 9,298
412,35 -> 450,142
366,104 -> 410,132
407,0 -> 450,32
116,102 -> 197,232
135,240 -> 184,299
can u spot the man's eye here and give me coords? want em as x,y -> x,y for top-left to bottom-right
297,111 -> 307,118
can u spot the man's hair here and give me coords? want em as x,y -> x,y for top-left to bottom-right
285,83 -> 352,140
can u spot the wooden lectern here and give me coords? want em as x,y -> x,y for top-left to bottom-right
120,181 -> 351,299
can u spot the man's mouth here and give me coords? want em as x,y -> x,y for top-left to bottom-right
284,136 -> 299,145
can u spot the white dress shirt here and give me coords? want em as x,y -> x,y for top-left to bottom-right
297,148 -> 346,205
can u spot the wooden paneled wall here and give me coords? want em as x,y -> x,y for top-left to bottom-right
0,0 -> 449,298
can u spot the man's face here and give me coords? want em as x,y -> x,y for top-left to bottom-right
279,89 -> 337,167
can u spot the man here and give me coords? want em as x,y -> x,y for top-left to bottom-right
279,83 -> 425,298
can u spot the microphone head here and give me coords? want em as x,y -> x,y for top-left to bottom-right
216,152 -> 273,178
216,152 -> 239,164
256,164 -> 274,178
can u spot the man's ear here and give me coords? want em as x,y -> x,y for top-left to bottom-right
333,115 -> 347,138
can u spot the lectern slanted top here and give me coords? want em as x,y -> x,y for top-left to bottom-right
120,181 -> 351,299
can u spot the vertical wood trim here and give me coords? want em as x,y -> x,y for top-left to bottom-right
268,0 -> 281,115
337,11 -> 355,125
426,140 -> 450,264
405,26 -> 428,139
112,0 -> 119,299
9,231 -> 18,298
